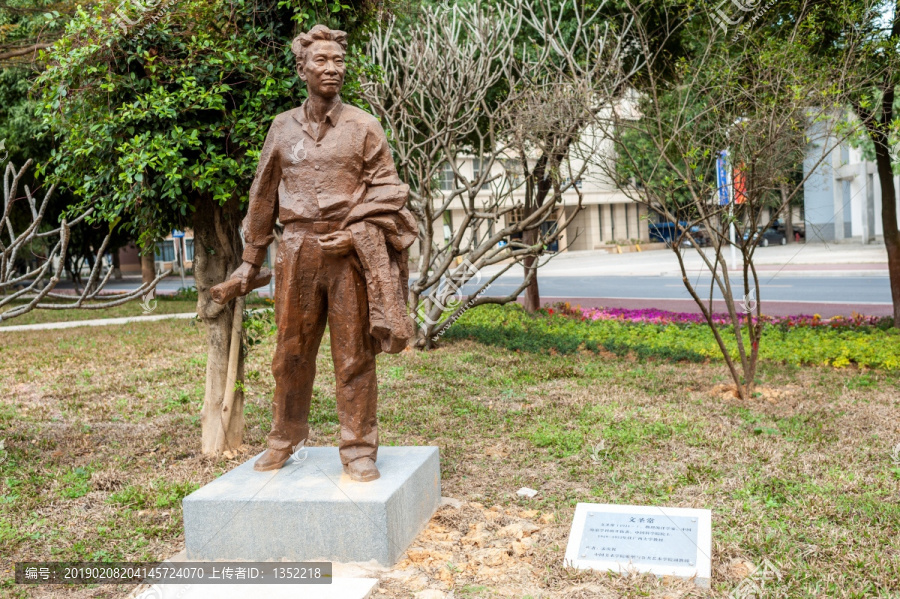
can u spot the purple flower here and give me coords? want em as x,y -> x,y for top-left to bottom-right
573,306 -> 882,329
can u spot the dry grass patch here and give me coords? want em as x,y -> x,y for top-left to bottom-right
0,322 -> 898,598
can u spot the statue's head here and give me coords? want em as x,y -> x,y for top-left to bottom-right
291,25 -> 348,99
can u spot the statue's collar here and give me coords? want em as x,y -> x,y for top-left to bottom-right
292,97 -> 344,139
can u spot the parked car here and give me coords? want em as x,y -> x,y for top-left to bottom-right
649,222 -> 677,244
773,219 -> 805,242
743,226 -> 786,247
650,221 -> 709,247
683,225 -> 711,247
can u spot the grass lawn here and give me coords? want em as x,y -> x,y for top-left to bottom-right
0,315 -> 898,598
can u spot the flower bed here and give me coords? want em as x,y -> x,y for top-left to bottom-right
546,303 -> 893,331
442,303 -> 900,369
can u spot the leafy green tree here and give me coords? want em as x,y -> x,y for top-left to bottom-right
694,0 -> 900,325
36,0 -> 381,452
3,30 -> 142,289
593,2 -> 865,399
615,1 -> 900,327
0,0 -> 74,62
847,2 -> 900,326
0,0 -> 124,285
719,0 -> 900,325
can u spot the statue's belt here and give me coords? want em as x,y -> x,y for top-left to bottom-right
285,220 -> 343,234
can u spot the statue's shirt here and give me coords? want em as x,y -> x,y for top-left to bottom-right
241,98 -> 402,266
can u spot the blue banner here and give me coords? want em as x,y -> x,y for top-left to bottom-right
716,150 -> 729,206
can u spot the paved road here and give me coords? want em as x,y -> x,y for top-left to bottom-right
457,243 -> 894,317
77,271 -> 890,299
473,274 -> 890,303
475,275 -> 892,317
46,243 -> 895,317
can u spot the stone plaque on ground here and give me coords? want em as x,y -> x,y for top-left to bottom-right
564,503 -> 712,587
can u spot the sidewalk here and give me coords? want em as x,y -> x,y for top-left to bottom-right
0,312 -> 197,332
50,243 -> 889,291
476,242 -> 891,279
48,275 -> 202,297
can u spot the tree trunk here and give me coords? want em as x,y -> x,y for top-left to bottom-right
192,195 -> 247,454
112,250 -> 123,280
866,83 -> 900,327
85,252 -> 97,295
66,255 -> 82,293
781,184 -> 794,245
141,252 -> 155,286
873,128 -> 900,327
521,154 -> 555,315
522,228 -> 540,313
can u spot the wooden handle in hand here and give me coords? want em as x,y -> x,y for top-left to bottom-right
210,267 -> 272,305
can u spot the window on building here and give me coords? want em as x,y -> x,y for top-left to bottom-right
540,220 -> 558,236
443,211 -> 453,241
506,207 -> 524,243
541,220 -> 559,252
155,240 -> 175,262
439,162 -> 455,191
184,239 -> 194,261
501,159 -> 524,190
472,158 -> 490,190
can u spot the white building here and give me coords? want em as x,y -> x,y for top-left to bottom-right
435,152 -> 650,256
804,138 -> 900,243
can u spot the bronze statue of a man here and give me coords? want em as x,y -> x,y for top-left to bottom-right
230,24 -> 416,482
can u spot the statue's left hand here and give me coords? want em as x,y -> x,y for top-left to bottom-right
318,230 -> 353,256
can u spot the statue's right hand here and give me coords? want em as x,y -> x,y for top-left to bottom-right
231,261 -> 260,295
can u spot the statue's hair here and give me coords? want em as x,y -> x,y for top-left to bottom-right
291,25 -> 348,67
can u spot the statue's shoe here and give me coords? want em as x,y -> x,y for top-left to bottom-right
343,457 -> 380,482
253,448 -> 292,472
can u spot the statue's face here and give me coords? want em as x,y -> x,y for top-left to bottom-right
298,40 -> 345,99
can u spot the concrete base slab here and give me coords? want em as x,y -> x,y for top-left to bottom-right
183,446 -> 440,565
132,578 -> 378,599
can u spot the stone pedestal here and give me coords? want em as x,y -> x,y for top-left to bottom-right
183,446 -> 440,566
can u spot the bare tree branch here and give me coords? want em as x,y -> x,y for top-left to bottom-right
591,1 -> 873,398
1,160 -> 171,322
0,42 -> 52,61
362,0 -> 635,347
